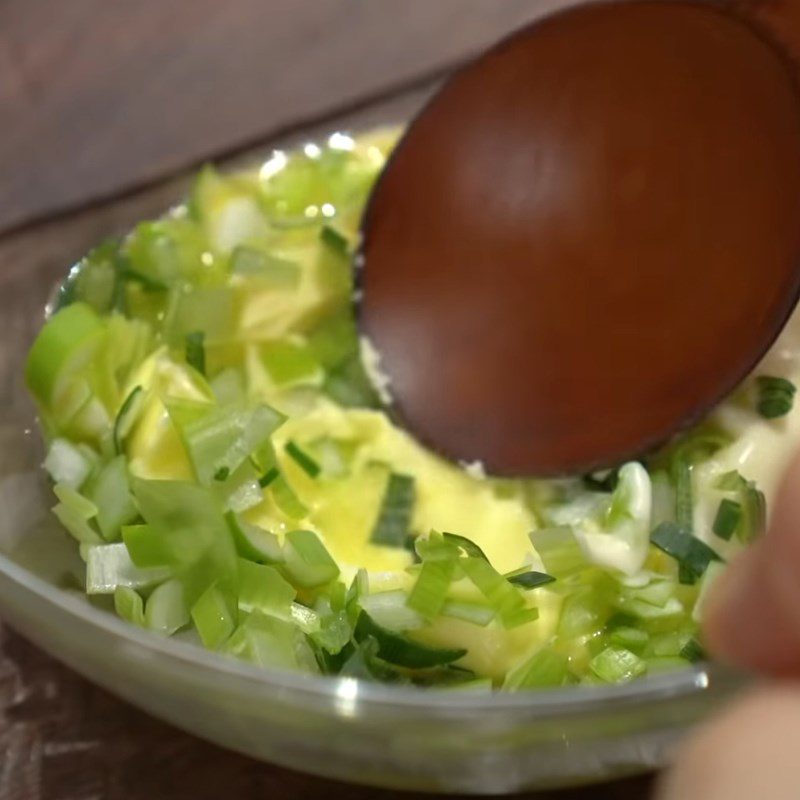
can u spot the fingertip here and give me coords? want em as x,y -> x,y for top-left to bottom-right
702,450 -> 800,674
656,685 -> 800,800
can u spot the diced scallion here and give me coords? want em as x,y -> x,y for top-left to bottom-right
756,375 -> 796,419
283,529 -> 339,588
320,224 -> 350,255
284,440 -> 321,478
406,558 -> 456,619
589,646 -> 647,683
650,522 -> 722,582
530,526 -> 587,576
185,330 -> 206,375
191,582 -> 237,649
370,472 -> 415,548
353,611 -> 466,669
505,570 -> 556,590
113,385 -> 144,454
712,498 -> 742,541
672,455 -> 693,531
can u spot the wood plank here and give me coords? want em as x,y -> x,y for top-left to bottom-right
0,0 -> 556,235
0,627 -> 655,799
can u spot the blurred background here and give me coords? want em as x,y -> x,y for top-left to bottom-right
0,0 -> 555,236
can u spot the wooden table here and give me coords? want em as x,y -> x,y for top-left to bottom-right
0,2 -> 685,796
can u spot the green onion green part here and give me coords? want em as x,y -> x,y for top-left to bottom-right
284,440 -> 321,478
185,330 -> 206,375
756,375 -> 796,419
370,473 -> 416,548
506,570 -> 556,590
650,522 -> 722,582
712,498 -> 742,541
354,611 -> 466,669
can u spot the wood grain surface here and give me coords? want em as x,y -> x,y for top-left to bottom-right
0,0 -> 557,236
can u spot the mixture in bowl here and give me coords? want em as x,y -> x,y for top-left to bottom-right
24,129 -> 799,689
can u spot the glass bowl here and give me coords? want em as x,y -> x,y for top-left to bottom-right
0,109 -> 745,794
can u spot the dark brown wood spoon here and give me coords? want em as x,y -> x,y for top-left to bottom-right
357,0 -> 800,477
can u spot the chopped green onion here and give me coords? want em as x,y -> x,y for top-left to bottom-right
210,368 -> 244,405
167,399 -> 285,486
230,246 -> 300,287
53,482 -> 98,520
742,484 -> 767,543
370,473 -> 415,548
237,559 -> 296,616
678,637 -> 705,663
185,330 -> 206,375
609,625 -> 649,653
353,611 -> 466,669
25,302 -> 104,407
113,385 -> 144,454
269,474 -> 308,519
415,531 -> 461,563
44,439 -> 94,489
290,602 -> 321,634
52,501 -> 103,545
590,646 -> 647,683
712,498 -> 742,541
439,601 -> 495,627
131,478 -> 238,579
320,224 -> 350,255
122,524 -> 173,569
85,543 -> 171,594
323,352 -> 382,408
672,455 -> 693,531
225,612 -> 311,671
505,570 -> 556,590
715,470 -> 766,543
145,578 -> 189,635
284,440 -> 321,478
650,522 -> 722,582
360,590 -> 425,631
225,512 -> 283,563
756,375 -> 796,419
117,263 -> 169,292
260,340 -> 323,387
258,466 -> 279,488
460,556 -> 533,629
558,583 -> 611,638
406,558 -> 456,620
338,637 -> 396,681
620,577 -> 677,608
191,582 -> 237,649
84,455 -> 137,541
441,531 -> 489,561
114,586 -> 145,627
530,526 -> 588,577
504,648 -> 568,689
166,286 -> 235,345
312,609 -> 353,657
283,529 -> 339,588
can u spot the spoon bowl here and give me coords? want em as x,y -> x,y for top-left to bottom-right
359,0 -> 800,476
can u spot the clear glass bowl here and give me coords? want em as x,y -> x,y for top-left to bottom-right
0,110 -> 745,794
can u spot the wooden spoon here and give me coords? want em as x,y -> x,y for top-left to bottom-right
357,0 -> 800,476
